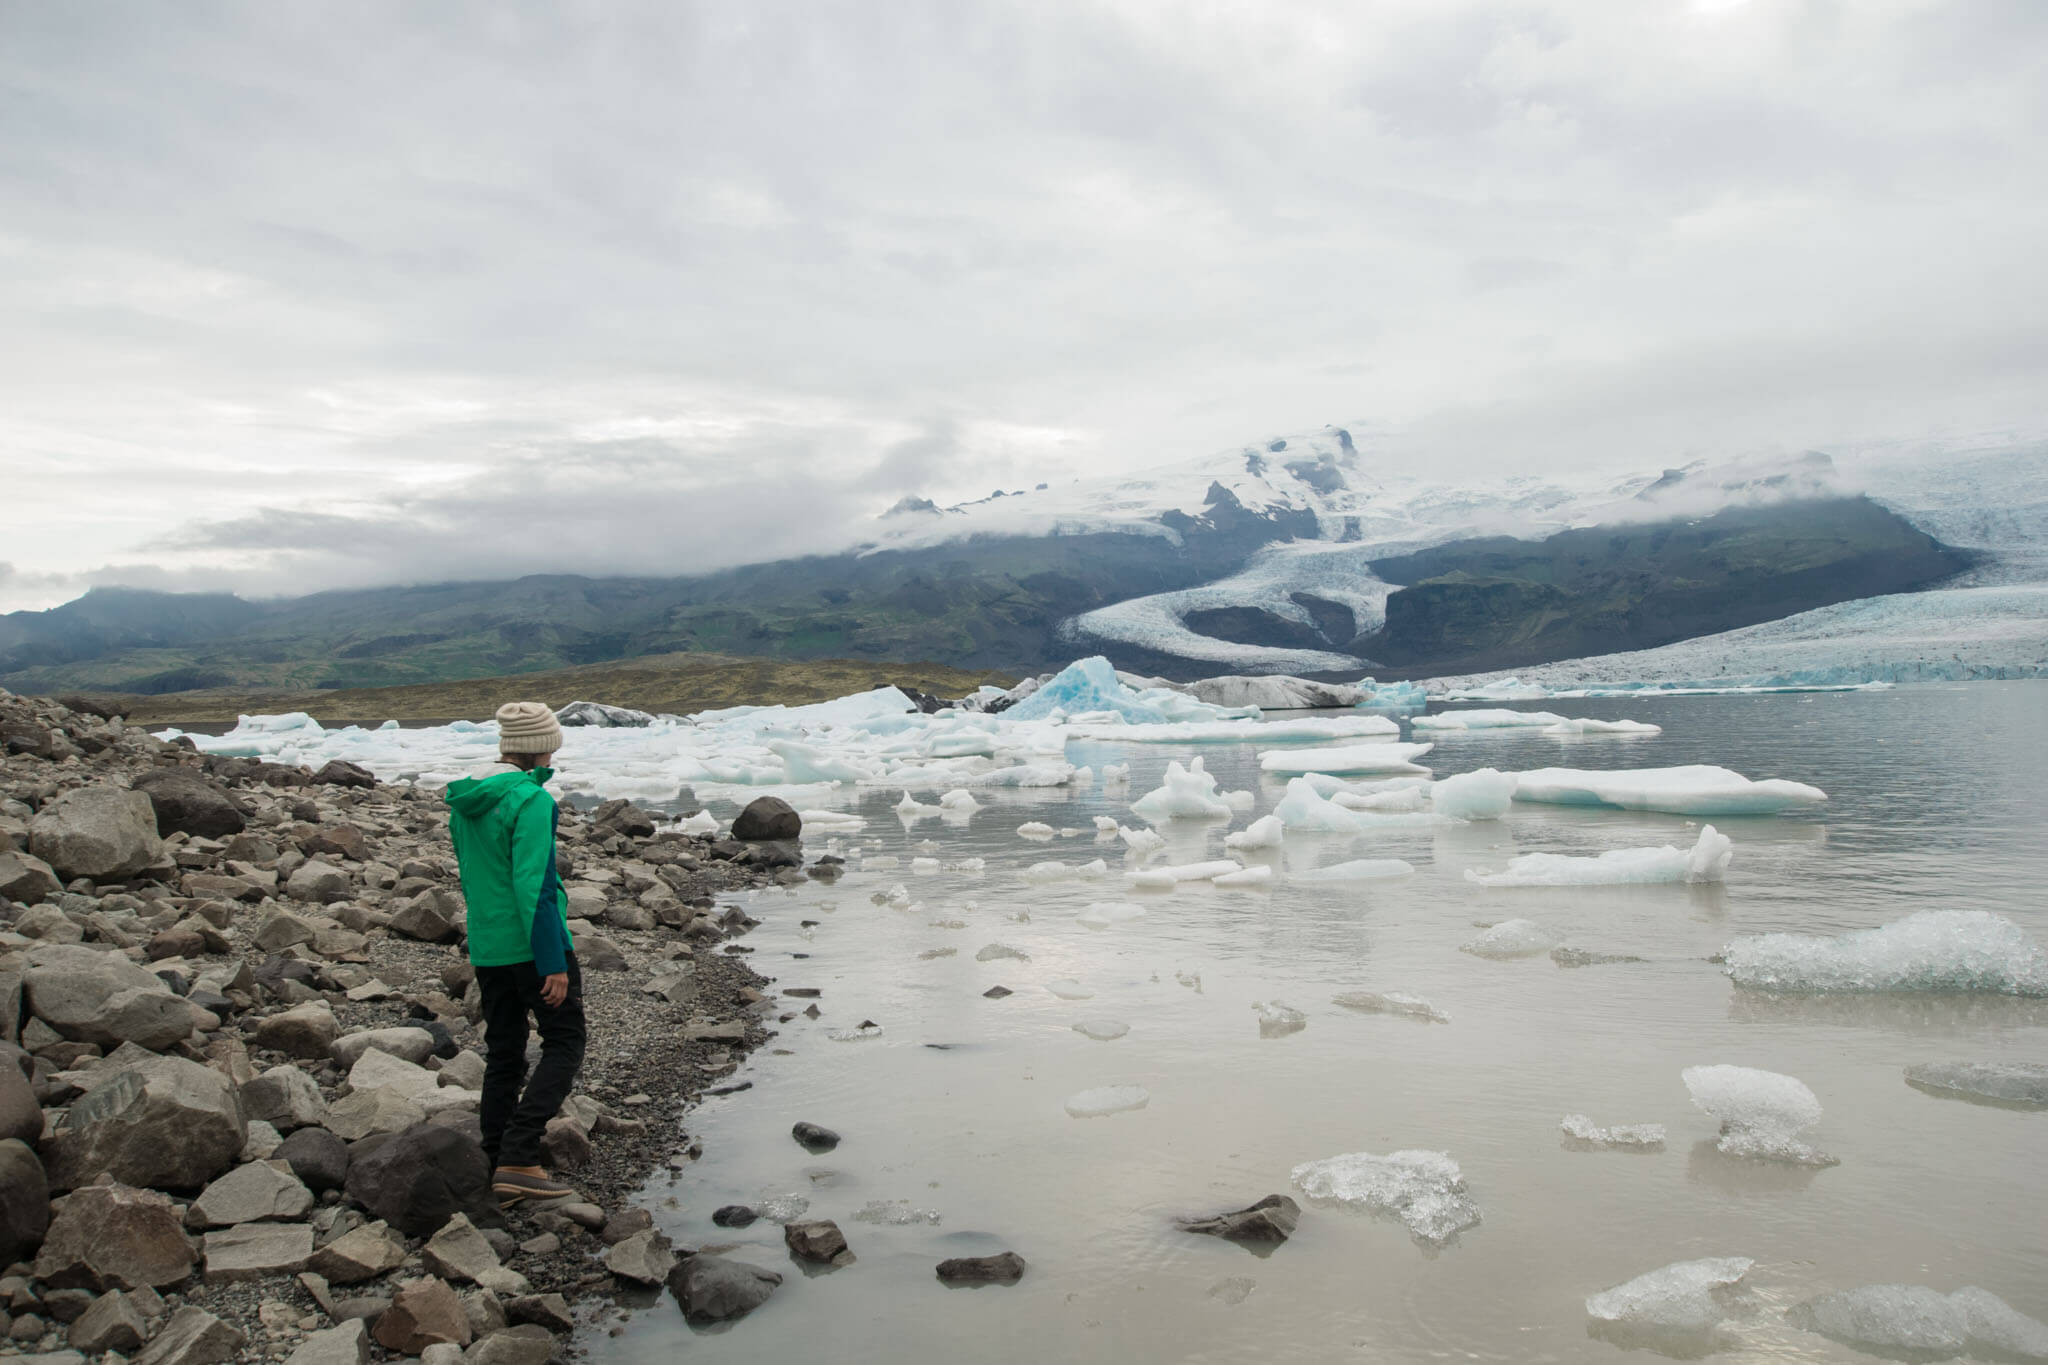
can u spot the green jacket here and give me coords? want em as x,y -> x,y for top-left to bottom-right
445,767 -> 573,974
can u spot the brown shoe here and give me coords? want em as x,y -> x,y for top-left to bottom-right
493,1166 -> 577,1205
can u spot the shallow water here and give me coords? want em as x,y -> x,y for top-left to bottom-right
582,682 -> 2048,1363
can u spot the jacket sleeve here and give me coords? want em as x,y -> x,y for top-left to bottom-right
509,793 -> 570,977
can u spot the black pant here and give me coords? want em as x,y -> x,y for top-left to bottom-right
476,953 -> 586,1169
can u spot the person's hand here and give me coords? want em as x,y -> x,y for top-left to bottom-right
540,972 -> 569,1007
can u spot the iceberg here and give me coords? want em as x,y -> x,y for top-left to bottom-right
1186,675 -> 1371,709
1356,678 -> 1430,710
1064,1084 -> 1149,1118
1540,717 -> 1661,736
1331,991 -> 1448,1023
1068,715 -> 1396,743
1023,860 -> 1077,883
1430,768 -> 1517,820
1585,1256 -> 1753,1334
1412,708 -> 1566,730
1129,757 -> 1235,822
1258,742 -> 1435,776
555,700 -> 656,727
1460,920 -> 1560,959
1903,1060 -> 2048,1108
1004,656 -> 1171,723
1290,1150 -> 1480,1247
1789,1284 -> 2048,1360
1560,1114 -> 1667,1148
1223,814 -> 1285,850
1465,825 -> 1733,887
1271,778 -> 1430,834
766,739 -> 876,785
896,791 -> 942,819
1295,859 -> 1416,881
1682,1064 -> 1837,1166
1510,765 -> 1826,815
1723,910 -> 2048,996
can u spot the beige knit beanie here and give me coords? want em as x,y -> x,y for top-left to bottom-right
495,701 -> 563,755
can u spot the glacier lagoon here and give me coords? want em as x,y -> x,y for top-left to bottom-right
179,680 -> 2048,1362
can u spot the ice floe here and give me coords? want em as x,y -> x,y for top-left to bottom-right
1429,768 -> 1517,820
1682,1064 -> 1837,1166
1064,1084 -> 1148,1118
975,943 -> 1029,962
1541,717 -> 1662,736
1130,757 -> 1236,822
1560,1114 -> 1667,1149
1331,991 -> 1448,1023
1290,1150 -> 1480,1247
1017,821 -> 1057,840
1211,865 -> 1273,888
1223,815 -> 1285,850
1412,708 -> 1567,730
1723,910 -> 2048,996
1460,920 -> 1560,959
1585,1256 -> 1753,1334
1788,1284 -> 2048,1361
1258,742 -> 1435,776
1077,902 -> 1147,929
1295,859 -> 1416,881
1046,979 -> 1094,999
1903,1061 -> 2048,1108
1510,765 -> 1826,815
1073,1018 -> 1130,1041
1271,778 -> 1444,834
1465,826 -> 1732,887
1069,715 -> 1398,744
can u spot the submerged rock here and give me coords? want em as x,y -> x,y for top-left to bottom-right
936,1251 -> 1026,1286
667,1255 -> 782,1322
1179,1194 -> 1301,1246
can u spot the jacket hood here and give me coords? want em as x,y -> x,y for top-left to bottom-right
444,767 -> 551,817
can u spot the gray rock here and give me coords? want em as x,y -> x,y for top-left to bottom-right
240,1118 -> 283,1160
324,1088 -> 425,1143
388,890 -> 461,944
202,1221 -> 315,1281
731,796 -> 801,841
242,1065 -> 330,1130
34,1182 -> 196,1290
331,1026 -> 438,1068
276,1126 -> 349,1192
505,1293 -> 573,1333
666,1255 -> 782,1322
131,770 -> 246,840
22,943 -> 193,1051
0,850 -> 61,904
1179,1194 -> 1301,1246
189,1159 -> 314,1227
43,1053 -> 245,1192
131,1304 -> 245,1365
422,1213 -> 501,1283
371,1276 -> 472,1353
936,1251 -> 1027,1286
251,910 -> 320,953
0,1139 -> 49,1265
791,1120 -> 840,1152
253,1002 -> 340,1060
67,1288 -> 147,1354
29,787 -> 163,881
465,1324 -> 557,1365
308,1220 -> 406,1285
311,760 -> 376,789
345,1122 -> 502,1239
0,1055 -> 40,1145
0,968 -> 20,1044
603,1228 -> 677,1285
285,860 -> 351,904
281,1318 -> 369,1365
783,1219 -> 854,1268
436,1049 -> 486,1091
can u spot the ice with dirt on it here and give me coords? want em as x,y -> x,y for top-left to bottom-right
1017,821 -> 1057,840
1064,1084 -> 1149,1118
1046,979 -> 1094,999
1295,859 -> 1416,882
1212,865 -> 1274,888
1412,708 -> 1567,731
1585,1257 -> 1753,1333
1460,919 -> 1561,959
1130,757 -> 1236,822
1224,814 -> 1284,850
1682,1064 -> 1837,1166
1904,1061 -> 2048,1108
1542,717 -> 1662,736
1093,815 -> 1122,833
1723,910 -> 2048,996
1290,1150 -> 1480,1247
1465,825 -> 1733,887
1331,991 -> 1449,1023
1789,1284 -> 2048,1361
1510,765 -> 1826,815
1077,902 -> 1147,930
975,943 -> 1030,962
1259,742 -> 1435,776
1430,768 -> 1518,820
1254,1001 -> 1307,1037
1561,1114 -> 1667,1148
1073,1017 -> 1130,1040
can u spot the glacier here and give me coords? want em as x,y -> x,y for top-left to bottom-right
1464,825 -> 1732,887
1723,910 -> 2048,996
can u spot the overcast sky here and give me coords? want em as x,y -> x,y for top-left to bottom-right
2,0 -> 2043,611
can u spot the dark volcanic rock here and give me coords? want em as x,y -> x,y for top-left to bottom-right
131,768 -> 247,839
936,1251 -> 1027,1286
1179,1194 -> 1301,1246
731,797 -> 800,842
791,1120 -> 840,1152
344,1122 -> 503,1238
711,1205 -> 758,1228
667,1255 -> 782,1322
276,1126 -> 350,1192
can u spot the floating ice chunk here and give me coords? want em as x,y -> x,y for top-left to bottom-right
1683,1064 -> 1837,1166
1790,1284 -> 2048,1360
1296,859 -> 1416,881
968,762 -> 1077,788
826,1022 -> 884,1042
1126,868 -> 1178,890
1413,709 -> 1566,730
797,808 -> 865,832
1333,785 -> 1426,812
767,739 -> 876,784
1903,1061 -> 2048,1108
897,789 -> 940,814
1046,978 -> 1094,999
910,857 -> 941,874
1077,901 -> 1147,930
1023,860 -> 1075,883
1290,1150 -> 1479,1247
851,1199 -> 941,1226
1118,824 -> 1167,855
1224,815 -> 1284,850
1149,860 -> 1243,883
1271,778 -> 1377,833
1254,1001 -> 1307,1037
1510,765 -> 1826,815
948,856 -> 986,873
1222,789 -> 1255,810
1100,763 -> 1131,785
1075,858 -> 1109,878
1073,1017 -> 1130,1040
1064,1084 -> 1149,1118
1175,970 -> 1201,991
1212,865 -> 1273,888
1017,821 -> 1057,840
1430,768 -> 1517,820
1541,717 -> 1661,736
1259,742 -> 1435,776
1724,910 -> 2048,996
1331,991 -> 1448,1023
877,883 -> 912,908
1460,920 -> 1560,959
672,810 -> 720,836
938,789 -> 980,812
975,943 -> 1030,962
1130,757 -> 1236,822
1465,825 -> 1733,887
1560,1114 -> 1667,1148
1586,1257 -> 1752,1333
755,1194 -> 812,1223
1950,1286 -> 2048,1360
1093,815 -> 1122,832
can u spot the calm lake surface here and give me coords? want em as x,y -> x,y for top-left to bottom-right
582,682 -> 2048,1363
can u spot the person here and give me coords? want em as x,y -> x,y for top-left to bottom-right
445,700 -> 584,1204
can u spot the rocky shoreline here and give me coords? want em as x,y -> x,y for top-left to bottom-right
0,689 -> 839,1364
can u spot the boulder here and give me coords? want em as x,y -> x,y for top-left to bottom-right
0,1139 -> 49,1265
505,1293 -> 573,1333
667,1255 -> 781,1322
22,943 -> 194,1051
791,1120 -> 840,1152
1178,1194 -> 1301,1246
202,1221 -> 314,1281
0,850 -> 62,904
372,1277 -> 472,1353
603,1228 -> 677,1285
285,860 -> 351,904
131,770 -> 246,840
936,1251 -> 1027,1286
311,760 -> 377,789
44,1053 -> 245,1191
1,968 -> 21,1044
309,1220 -> 406,1284
591,798 -> 657,838
251,910 -> 319,953
303,823 -> 368,861
275,1126 -> 350,1192
0,1055 -> 40,1144
324,1089 -> 425,1143
281,1319 -> 369,1365
189,1159 -> 314,1227
731,796 -> 800,842
68,1287 -> 148,1354
131,1304 -> 245,1365
242,1065 -> 329,1131
344,1122 -> 502,1238
29,786 -> 163,881
253,1003 -> 340,1060
422,1213 -> 501,1283
783,1219 -> 855,1268
388,891 -> 461,944
465,1325 -> 556,1365
34,1181 -> 196,1290
331,1026 -> 437,1068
